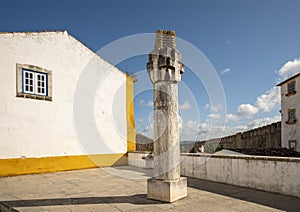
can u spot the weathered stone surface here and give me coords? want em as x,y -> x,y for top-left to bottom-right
147,30 -> 186,202
192,122 -> 282,153
147,177 -> 187,202
153,82 -> 180,180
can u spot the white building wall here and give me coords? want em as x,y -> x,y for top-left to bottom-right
280,76 -> 300,152
0,31 -> 128,159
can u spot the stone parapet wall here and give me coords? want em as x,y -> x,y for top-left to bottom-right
127,151 -> 153,169
180,153 -> 300,198
128,151 -> 300,197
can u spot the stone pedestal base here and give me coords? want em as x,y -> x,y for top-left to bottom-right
147,177 -> 187,202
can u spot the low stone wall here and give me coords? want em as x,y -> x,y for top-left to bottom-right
127,152 -> 300,198
180,153 -> 300,198
127,151 -> 153,169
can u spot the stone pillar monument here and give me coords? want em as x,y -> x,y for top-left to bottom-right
147,30 -> 187,202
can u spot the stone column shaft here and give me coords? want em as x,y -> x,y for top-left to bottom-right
153,81 -> 180,180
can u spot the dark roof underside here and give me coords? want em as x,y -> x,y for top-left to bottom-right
277,72 -> 300,86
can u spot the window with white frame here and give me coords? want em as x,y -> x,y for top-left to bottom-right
23,69 -> 47,96
16,64 -> 52,101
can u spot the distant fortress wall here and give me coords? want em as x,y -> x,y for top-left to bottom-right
137,122 -> 281,153
192,122 -> 281,152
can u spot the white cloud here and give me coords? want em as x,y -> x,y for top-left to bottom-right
199,122 -> 208,130
211,106 -> 220,113
225,113 -> 240,123
198,125 -> 227,140
277,58 -> 300,80
245,116 -> 281,130
181,118 -> 228,141
221,68 -> 231,75
180,120 -> 200,141
233,85 -> 280,124
204,104 -> 220,113
255,87 -> 280,112
179,101 -> 191,110
237,104 -> 259,118
186,120 -> 198,128
235,86 -> 280,119
225,115 -> 280,136
207,113 -> 220,119
139,100 -> 154,107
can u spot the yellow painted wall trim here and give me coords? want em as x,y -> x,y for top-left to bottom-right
0,153 -> 127,177
126,75 -> 136,151
0,75 -> 135,177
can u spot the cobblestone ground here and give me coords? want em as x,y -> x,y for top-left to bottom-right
0,166 -> 299,211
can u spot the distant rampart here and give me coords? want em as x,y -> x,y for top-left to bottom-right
192,122 -> 281,152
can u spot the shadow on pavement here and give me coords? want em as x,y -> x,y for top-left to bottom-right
1,194 -> 162,209
187,177 -> 300,211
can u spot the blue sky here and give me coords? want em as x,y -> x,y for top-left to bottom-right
1,0 -> 300,140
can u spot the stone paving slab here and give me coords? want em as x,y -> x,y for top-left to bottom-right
0,166 -> 299,211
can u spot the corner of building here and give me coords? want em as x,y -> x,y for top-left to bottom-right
126,75 -> 136,152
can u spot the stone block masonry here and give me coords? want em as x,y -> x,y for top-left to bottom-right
192,122 -> 281,152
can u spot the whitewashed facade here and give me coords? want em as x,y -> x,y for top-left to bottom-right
278,73 -> 300,152
0,31 -> 135,176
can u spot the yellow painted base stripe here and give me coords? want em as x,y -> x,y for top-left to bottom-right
0,153 -> 127,177
126,75 -> 136,151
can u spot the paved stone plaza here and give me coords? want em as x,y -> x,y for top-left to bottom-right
0,166 -> 299,211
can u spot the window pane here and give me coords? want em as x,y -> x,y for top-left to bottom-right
288,82 -> 296,94
289,110 -> 295,122
22,70 -> 48,96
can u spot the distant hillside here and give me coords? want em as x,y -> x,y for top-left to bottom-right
135,133 -> 194,153
136,133 -> 153,151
